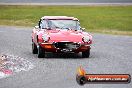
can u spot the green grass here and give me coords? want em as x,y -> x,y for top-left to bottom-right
0,5 -> 132,35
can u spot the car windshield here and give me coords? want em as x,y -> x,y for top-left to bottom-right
47,20 -> 80,30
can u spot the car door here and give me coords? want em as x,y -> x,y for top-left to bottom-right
32,19 -> 48,44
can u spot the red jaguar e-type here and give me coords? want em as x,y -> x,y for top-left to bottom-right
32,16 -> 92,58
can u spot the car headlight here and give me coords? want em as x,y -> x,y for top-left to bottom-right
82,36 -> 90,42
42,34 -> 50,42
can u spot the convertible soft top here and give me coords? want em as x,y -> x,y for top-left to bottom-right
41,16 -> 79,21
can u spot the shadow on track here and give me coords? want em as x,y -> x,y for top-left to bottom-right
32,52 -> 92,59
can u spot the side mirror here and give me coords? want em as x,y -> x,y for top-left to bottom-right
35,26 -> 39,29
81,28 -> 85,31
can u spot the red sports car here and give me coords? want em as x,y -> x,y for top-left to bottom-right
32,16 -> 92,58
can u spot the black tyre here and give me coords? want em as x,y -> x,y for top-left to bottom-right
38,45 -> 45,58
79,77 -> 86,85
82,49 -> 90,58
76,75 -> 86,85
32,41 -> 38,54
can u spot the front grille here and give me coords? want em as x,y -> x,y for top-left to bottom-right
54,42 -> 80,50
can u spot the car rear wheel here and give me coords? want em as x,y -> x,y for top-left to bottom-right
82,49 -> 90,58
32,41 -> 38,54
38,45 -> 45,58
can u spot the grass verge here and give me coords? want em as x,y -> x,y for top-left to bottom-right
0,5 -> 132,35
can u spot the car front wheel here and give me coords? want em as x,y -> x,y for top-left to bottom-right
82,49 -> 90,58
38,45 -> 45,58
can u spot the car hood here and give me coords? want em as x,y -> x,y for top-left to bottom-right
43,29 -> 91,43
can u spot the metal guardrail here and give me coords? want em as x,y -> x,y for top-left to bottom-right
0,3 -> 132,6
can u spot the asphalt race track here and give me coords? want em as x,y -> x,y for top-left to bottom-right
0,26 -> 132,88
